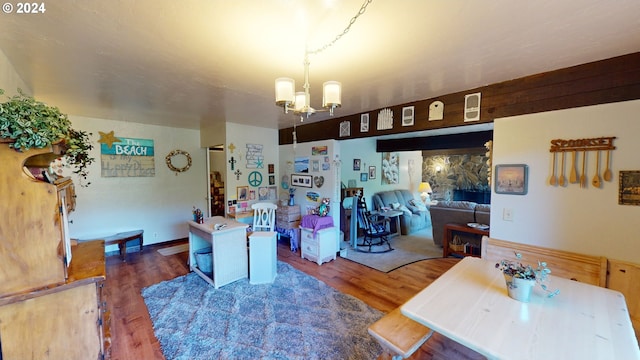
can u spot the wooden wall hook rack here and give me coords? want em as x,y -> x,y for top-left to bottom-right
549,136 -> 616,153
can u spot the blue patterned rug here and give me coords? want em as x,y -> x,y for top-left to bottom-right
142,262 -> 383,359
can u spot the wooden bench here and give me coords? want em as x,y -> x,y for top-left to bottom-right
368,307 -> 433,360
481,236 -> 607,286
102,230 -> 144,261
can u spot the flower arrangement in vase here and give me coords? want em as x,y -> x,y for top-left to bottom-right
288,187 -> 296,206
496,252 -> 560,302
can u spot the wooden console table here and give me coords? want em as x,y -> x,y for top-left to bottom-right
442,223 -> 489,258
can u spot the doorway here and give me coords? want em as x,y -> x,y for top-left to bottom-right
207,145 -> 226,217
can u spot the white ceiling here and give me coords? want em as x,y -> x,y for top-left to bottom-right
1,0 -> 639,131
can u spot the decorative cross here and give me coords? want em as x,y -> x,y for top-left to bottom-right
228,156 -> 236,170
228,143 -> 236,153
234,169 -> 242,180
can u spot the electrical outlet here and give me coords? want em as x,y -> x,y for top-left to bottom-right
153,232 -> 158,239
503,208 -> 514,221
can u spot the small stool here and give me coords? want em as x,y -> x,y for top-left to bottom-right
103,230 -> 144,261
248,231 -> 277,284
368,307 -> 433,360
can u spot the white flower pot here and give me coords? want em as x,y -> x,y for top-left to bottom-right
504,274 -> 535,302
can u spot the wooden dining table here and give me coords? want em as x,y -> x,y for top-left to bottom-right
401,257 -> 640,360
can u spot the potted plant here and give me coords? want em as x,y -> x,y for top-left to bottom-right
0,88 -> 94,186
496,252 -> 560,302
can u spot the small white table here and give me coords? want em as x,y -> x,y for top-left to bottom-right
401,257 -> 640,360
377,210 -> 403,237
188,217 -> 248,289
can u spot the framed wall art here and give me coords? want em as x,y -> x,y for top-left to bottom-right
495,164 -> 528,195
360,173 -> 368,182
339,120 -> 351,137
402,106 -> 415,126
619,170 -> 640,206
369,166 -> 376,179
291,174 -> 313,188
353,159 -> 361,171
360,113 -> 369,132
381,152 -> 399,184
237,186 -> 249,201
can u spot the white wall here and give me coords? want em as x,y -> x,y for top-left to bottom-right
491,100 -> 640,263
67,116 -> 207,251
339,137 -> 423,209
0,49 -> 29,96
225,122 -> 279,210
279,140 -> 341,228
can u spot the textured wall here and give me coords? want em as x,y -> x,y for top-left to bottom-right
422,154 -> 489,200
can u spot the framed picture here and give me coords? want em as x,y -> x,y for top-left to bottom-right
237,186 -> 249,201
268,175 -> 275,185
619,170 -> 640,206
291,174 -> 313,188
268,163 -> 274,174
360,113 -> 369,132
353,159 -> 361,171
402,106 -> 415,126
495,164 -> 528,195
360,173 -> 368,182
381,152 -> 399,184
369,166 -> 376,179
339,120 -> 351,137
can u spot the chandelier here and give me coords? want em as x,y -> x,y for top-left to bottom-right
275,53 -> 341,119
274,0 -> 373,121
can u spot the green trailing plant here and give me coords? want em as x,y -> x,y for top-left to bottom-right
0,88 -> 95,186
496,252 -> 560,298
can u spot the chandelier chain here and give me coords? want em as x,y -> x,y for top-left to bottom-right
307,0 -> 373,55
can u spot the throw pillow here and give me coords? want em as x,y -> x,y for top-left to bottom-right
390,202 -> 401,210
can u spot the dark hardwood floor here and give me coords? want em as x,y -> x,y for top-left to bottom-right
104,239 -> 485,360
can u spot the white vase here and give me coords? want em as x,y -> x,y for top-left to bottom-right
504,274 -> 535,302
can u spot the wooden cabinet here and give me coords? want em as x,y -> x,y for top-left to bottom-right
0,143 -> 109,359
442,223 -> 488,258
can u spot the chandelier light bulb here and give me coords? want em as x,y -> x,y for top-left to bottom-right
275,78 -> 295,106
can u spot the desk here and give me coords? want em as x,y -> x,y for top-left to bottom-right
188,217 -> 249,289
442,223 -> 488,258
401,257 -> 640,360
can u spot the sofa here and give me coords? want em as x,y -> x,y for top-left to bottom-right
429,201 -> 491,247
371,190 -> 430,235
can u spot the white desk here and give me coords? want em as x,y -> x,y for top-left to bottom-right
401,257 -> 639,360
188,217 -> 248,289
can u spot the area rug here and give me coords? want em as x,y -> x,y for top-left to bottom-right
141,262 -> 383,359
344,227 -> 442,272
157,243 -> 189,256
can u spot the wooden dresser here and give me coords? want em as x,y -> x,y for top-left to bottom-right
0,143 -> 109,359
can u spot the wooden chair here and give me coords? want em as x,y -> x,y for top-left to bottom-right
356,200 -> 393,253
